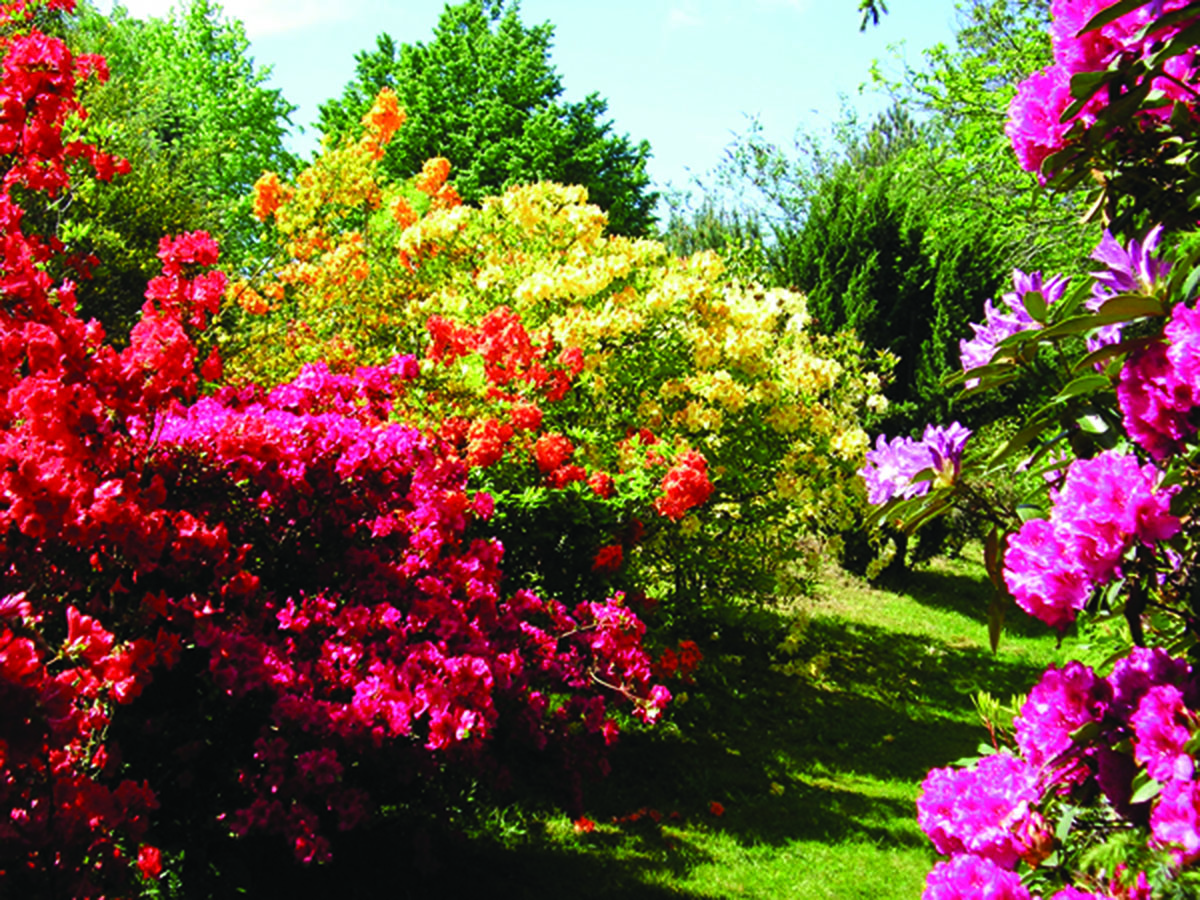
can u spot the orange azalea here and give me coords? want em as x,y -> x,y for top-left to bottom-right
361,88 -> 405,146
391,196 -> 418,229
252,171 -> 288,221
415,157 -> 451,195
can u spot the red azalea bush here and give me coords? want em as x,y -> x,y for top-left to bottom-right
0,3 -> 667,894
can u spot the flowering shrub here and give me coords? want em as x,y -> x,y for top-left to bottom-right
1007,0 -> 1200,229
860,3 -> 1200,897
221,99 -> 886,612
0,4 -> 668,894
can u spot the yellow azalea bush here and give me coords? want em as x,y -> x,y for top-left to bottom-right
218,90 -> 888,606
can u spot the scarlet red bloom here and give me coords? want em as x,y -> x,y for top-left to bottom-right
588,471 -> 615,499
136,845 -> 163,880
654,451 -> 713,521
709,801 -> 725,817
573,816 -> 596,834
534,432 -> 574,473
592,544 -> 623,573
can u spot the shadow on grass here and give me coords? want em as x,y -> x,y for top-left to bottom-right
588,606 -> 1050,853
183,585 -> 1050,898
879,559 -> 1056,640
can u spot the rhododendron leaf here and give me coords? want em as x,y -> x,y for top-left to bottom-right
984,527 -> 1003,593
1078,0 -> 1151,35
1071,337 -> 1151,373
1130,772 -> 1163,805
1151,17 -> 1200,68
987,595 -> 1003,654
1064,71 -> 1120,119
1022,289 -> 1047,324
1054,805 -> 1078,843
990,416 -> 1056,464
1053,374 -> 1112,402
1069,720 -> 1101,744
1096,293 -> 1166,319
1077,413 -> 1112,434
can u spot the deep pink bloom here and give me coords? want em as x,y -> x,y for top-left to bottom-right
922,854 -> 1032,900
1131,684 -> 1195,782
1015,661 -> 1109,776
1006,64 -> 1080,181
918,753 -> 1043,867
1152,778 -> 1200,862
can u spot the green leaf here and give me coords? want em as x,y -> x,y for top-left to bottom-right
1055,373 -> 1111,401
990,417 -> 1055,464
1077,413 -> 1111,434
1079,0 -> 1153,35
987,596 -> 1004,654
1095,293 -> 1166,319
1130,771 -> 1163,805
1022,289 -> 1047,324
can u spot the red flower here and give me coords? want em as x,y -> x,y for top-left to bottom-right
653,450 -> 713,521
136,845 -> 163,880
709,801 -> 725,817
592,544 -> 623,573
588,471 -> 615,499
534,432 -> 574,473
573,816 -> 596,834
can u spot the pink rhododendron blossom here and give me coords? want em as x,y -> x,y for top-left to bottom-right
1109,646 -> 1194,721
1131,683 -> 1196,782
1152,778 -> 1200,863
1004,451 -> 1179,630
922,854 -> 1032,900
917,752 -> 1043,867
1006,64 -> 1081,181
1015,661 -> 1110,775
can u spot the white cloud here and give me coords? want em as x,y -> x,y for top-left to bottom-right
666,6 -> 702,29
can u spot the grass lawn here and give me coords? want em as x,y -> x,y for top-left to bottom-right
200,554 -> 1068,898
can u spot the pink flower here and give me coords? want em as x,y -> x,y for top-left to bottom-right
1006,64 -> 1080,181
1015,661 -> 1110,776
918,753 -> 1043,868
1153,778 -> 1200,863
923,854 -> 1031,900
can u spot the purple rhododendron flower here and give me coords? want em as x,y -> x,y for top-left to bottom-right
917,752 -> 1043,868
859,424 -> 971,505
923,854 -> 1032,900
1132,683 -> 1196,783
1087,226 -> 1172,355
961,270 -> 1070,376
1015,661 -> 1110,776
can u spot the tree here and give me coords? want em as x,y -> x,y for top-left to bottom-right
316,0 -> 657,236
48,0 -> 297,338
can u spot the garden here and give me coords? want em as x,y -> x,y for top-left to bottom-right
5,0 -> 1200,897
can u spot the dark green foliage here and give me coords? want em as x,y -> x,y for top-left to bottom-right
769,119 -> 1010,433
316,0 -> 657,236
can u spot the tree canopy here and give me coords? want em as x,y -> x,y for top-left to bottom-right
316,0 -> 657,236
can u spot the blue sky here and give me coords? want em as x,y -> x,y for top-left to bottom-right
104,0 -> 964,198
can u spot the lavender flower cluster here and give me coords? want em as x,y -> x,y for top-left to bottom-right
858,423 -> 972,506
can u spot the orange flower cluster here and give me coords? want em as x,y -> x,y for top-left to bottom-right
360,88 -> 405,158
252,171 -> 289,221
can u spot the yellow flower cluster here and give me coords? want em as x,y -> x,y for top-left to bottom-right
218,92 -> 888,595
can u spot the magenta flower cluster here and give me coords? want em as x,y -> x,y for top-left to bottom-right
1006,0 -> 1200,181
859,423 -> 972,505
1002,450 -> 1179,632
1119,297 -> 1200,460
960,270 -> 1070,378
919,648 -> 1200,898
